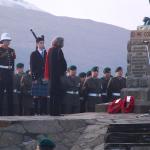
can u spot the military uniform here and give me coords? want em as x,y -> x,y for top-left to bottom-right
107,77 -> 126,100
100,67 -> 113,103
100,77 -> 112,103
79,72 -> 86,113
107,67 -> 126,101
83,77 -> 102,112
62,75 -> 80,114
0,46 -> 16,115
14,71 -> 26,115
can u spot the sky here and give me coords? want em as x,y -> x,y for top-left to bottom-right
26,0 -> 150,30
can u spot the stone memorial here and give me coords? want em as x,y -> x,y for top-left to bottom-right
122,17 -> 150,107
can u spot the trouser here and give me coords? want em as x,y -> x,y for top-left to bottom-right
50,93 -> 63,116
62,94 -> 80,114
86,96 -> 102,112
33,97 -> 48,115
0,69 -> 14,116
17,92 -> 24,116
80,97 -> 86,113
101,95 -> 111,103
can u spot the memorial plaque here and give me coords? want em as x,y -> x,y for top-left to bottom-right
131,31 -> 150,40
130,45 -> 149,77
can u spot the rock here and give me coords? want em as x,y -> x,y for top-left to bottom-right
0,132 -> 23,147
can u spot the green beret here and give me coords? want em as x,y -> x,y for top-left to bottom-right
16,63 -> 24,68
79,72 -> 86,78
115,66 -> 123,72
86,71 -> 91,77
91,66 -> 99,72
103,67 -> 111,73
69,65 -> 77,71
39,138 -> 56,148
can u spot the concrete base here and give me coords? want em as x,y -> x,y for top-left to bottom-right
95,101 -> 150,114
121,88 -> 150,101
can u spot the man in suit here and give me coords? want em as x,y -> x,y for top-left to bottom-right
30,37 -> 48,115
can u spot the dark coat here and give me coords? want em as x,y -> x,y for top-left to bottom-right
30,50 -> 47,81
46,47 -> 67,95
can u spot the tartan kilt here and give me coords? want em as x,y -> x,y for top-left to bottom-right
31,82 -> 49,97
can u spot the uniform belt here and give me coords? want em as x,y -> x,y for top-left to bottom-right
88,93 -> 101,97
66,91 -> 79,95
112,93 -> 121,96
101,93 -> 107,96
0,65 -> 12,69
13,89 -> 21,94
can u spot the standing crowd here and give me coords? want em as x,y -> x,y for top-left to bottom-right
0,32 -> 126,116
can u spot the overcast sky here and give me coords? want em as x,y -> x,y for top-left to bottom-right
26,0 -> 150,30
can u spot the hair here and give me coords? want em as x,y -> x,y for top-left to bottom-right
36,37 -> 44,43
51,37 -> 64,48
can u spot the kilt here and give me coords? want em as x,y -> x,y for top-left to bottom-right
31,82 -> 49,97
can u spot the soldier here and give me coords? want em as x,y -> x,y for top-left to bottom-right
30,37 -> 48,115
78,72 -> 87,113
100,67 -> 112,103
0,33 -> 16,116
20,69 -> 32,115
86,71 -> 92,79
62,65 -> 80,114
83,66 -> 102,112
14,63 -> 26,115
107,66 -> 126,101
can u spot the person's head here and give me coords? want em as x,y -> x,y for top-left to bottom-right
16,63 -> 24,74
39,138 -> 56,150
68,65 -> 77,77
0,33 -> 12,48
79,72 -> 86,83
103,67 -> 111,78
91,66 -> 99,78
26,69 -> 31,76
52,37 -> 64,48
86,71 -> 92,79
115,66 -> 123,77
36,37 -> 45,50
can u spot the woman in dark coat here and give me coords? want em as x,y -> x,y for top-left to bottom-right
45,37 -> 67,116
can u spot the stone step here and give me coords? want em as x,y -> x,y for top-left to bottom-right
105,133 -> 150,143
107,124 -> 150,133
104,143 -> 150,150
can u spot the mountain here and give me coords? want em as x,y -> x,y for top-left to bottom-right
0,0 -> 130,74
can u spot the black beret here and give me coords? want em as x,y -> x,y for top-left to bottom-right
103,67 -> 111,73
16,63 -> 24,68
91,66 -> 99,72
79,72 -> 86,78
115,66 -> 123,72
69,65 -> 77,71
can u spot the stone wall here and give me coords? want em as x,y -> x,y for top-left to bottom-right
0,113 -> 150,150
